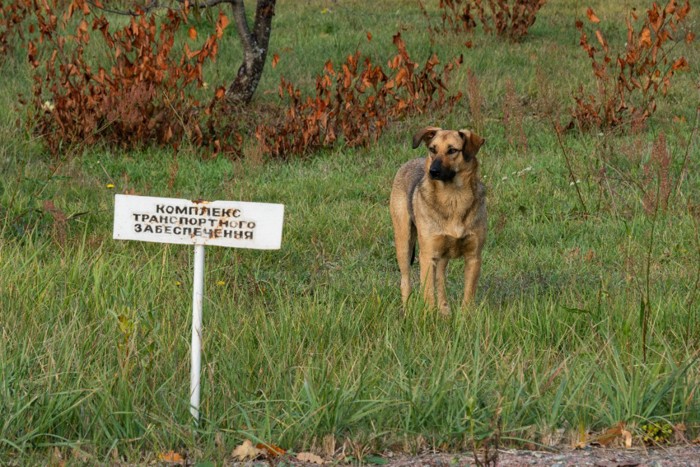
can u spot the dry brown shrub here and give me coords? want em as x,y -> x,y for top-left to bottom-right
255,33 -> 463,158
26,0 -> 242,156
0,0 -> 35,55
421,0 -> 547,43
570,0 -> 694,131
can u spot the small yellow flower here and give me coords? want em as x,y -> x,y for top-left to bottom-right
216,280 -> 225,286
175,281 -> 182,287
106,183 -> 115,189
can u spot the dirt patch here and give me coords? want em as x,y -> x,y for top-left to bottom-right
233,445 -> 700,466
382,445 -> 700,466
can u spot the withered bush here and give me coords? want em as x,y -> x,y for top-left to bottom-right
27,0 -> 240,156
570,0 -> 693,131
0,0 -> 34,55
256,33 -> 463,158
421,0 -> 547,43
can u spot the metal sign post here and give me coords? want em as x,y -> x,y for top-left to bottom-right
190,243 -> 205,421
113,194 -> 284,422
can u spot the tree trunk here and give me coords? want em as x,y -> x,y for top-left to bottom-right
226,0 -> 276,105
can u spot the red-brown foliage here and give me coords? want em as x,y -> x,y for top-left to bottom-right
27,0 -> 240,156
571,0 -> 693,131
421,0 -> 547,43
255,33 -> 463,158
0,0 -> 35,55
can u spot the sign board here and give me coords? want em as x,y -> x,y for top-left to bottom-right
113,193 -> 285,423
113,194 -> 284,249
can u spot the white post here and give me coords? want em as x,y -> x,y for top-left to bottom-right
190,243 -> 205,422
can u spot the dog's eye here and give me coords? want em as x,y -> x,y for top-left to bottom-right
429,147 -> 437,154
447,148 -> 458,155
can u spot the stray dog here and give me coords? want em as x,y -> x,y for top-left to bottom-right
390,127 -> 486,315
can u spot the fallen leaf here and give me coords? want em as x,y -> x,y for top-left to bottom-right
232,440 -> 263,461
297,452 -> 325,464
188,27 -> 197,40
593,422 -> 632,448
256,442 -> 286,457
674,423 -> 688,443
586,8 -> 600,23
158,451 -> 185,464
271,53 -> 280,68
622,427 -> 632,448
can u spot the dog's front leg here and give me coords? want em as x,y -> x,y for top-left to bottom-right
434,257 -> 450,316
462,254 -> 482,307
418,248 -> 436,308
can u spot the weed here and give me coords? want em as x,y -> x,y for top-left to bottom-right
502,78 -> 527,153
466,68 -> 484,134
641,421 -> 673,445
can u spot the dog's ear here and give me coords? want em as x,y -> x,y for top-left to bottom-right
412,126 -> 441,149
459,129 -> 485,158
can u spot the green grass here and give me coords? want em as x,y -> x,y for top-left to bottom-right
1,0 -> 700,463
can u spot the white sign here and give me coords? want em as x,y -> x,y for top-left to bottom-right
112,193 -> 285,423
113,194 -> 284,249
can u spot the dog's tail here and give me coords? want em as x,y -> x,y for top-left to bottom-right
409,225 -> 417,265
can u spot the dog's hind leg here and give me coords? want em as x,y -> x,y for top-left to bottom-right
397,224 -> 415,306
391,201 -> 415,307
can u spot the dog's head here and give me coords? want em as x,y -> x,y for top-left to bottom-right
412,127 -> 485,182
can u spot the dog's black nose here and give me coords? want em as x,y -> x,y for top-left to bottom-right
429,159 -> 442,179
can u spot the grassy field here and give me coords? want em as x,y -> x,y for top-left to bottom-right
1,0 -> 699,463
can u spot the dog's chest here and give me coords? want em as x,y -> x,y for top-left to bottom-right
414,180 -> 484,250
437,233 -> 476,258
435,187 -> 477,232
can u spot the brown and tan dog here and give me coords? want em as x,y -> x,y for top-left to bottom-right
390,127 -> 487,315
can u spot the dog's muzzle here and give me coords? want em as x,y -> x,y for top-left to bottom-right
429,159 -> 456,182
